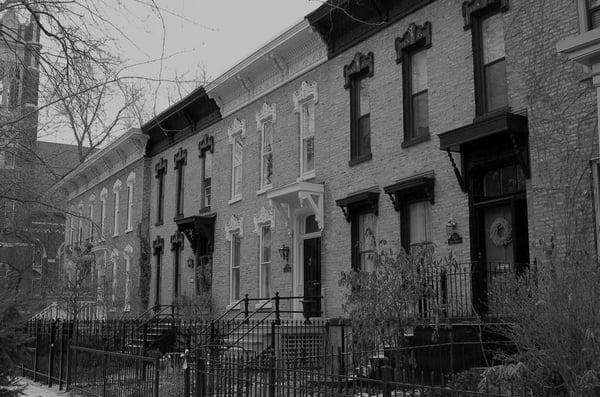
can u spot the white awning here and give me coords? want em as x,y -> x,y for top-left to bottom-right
267,181 -> 324,231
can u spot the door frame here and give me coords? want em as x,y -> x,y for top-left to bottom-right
292,210 -> 322,319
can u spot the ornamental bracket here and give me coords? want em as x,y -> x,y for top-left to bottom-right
446,149 -> 467,193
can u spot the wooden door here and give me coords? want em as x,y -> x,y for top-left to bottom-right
303,237 -> 321,318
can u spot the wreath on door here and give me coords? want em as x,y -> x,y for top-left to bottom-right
489,217 -> 512,247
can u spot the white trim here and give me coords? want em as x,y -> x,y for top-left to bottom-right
228,196 -> 242,205
257,104 -> 276,190
227,118 -> 246,144
125,176 -> 134,232
258,223 -> 272,300
256,186 -> 273,196
293,81 -> 319,112
112,181 -> 121,237
253,206 -> 275,235
229,233 -> 241,304
255,103 -> 277,129
224,215 -> 244,240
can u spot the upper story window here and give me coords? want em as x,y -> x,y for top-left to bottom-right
100,188 -> 107,240
112,179 -> 122,236
344,52 -> 374,166
77,203 -> 83,243
228,118 -> 246,203
154,158 -> 167,225
589,0 -> 600,30
256,103 -> 276,192
464,0 -> 509,116
88,195 -> 95,242
174,148 -> 187,218
225,214 -> 244,303
336,188 -> 379,272
126,172 -> 135,232
396,22 -> 432,147
293,81 -> 318,180
199,135 -> 214,212
258,224 -> 272,299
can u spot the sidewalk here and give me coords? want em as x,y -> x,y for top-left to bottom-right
16,378 -> 70,397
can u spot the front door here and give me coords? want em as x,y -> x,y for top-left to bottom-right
303,236 -> 321,318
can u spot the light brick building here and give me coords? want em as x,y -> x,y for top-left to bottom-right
137,0 -> 598,321
53,129 -> 150,318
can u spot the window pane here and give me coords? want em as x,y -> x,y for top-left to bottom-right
501,165 -> 517,194
262,153 -> 273,187
301,105 -> 311,138
303,136 -> 314,174
260,263 -> 270,298
204,179 -> 211,208
484,59 -> 507,111
409,201 -> 432,245
261,226 -> 271,263
233,137 -> 243,166
482,14 -> 505,64
233,165 -> 242,197
358,213 -> 376,272
358,115 -> 371,157
484,169 -> 501,197
305,215 -> 319,234
411,91 -> 429,138
411,50 -> 428,94
204,151 -> 212,179
359,78 -> 370,117
232,268 -> 240,301
263,122 -> 273,152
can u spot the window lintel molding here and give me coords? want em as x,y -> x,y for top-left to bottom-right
127,171 -> 136,186
227,118 -> 246,144
293,81 -> 318,112
253,206 -> 274,235
395,21 -> 432,63
170,231 -> 184,251
154,158 -> 168,178
256,102 -> 277,129
198,134 -> 214,157
335,187 -> 380,222
384,171 -> 435,212
224,215 -> 244,241
152,236 -> 164,255
112,179 -> 122,193
462,0 -> 509,30
174,147 -> 188,168
343,52 -> 374,89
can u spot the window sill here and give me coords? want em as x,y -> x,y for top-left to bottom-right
199,206 -> 211,214
255,301 -> 273,309
155,220 -> 164,227
256,185 -> 273,196
173,214 -> 185,222
125,228 -> 133,234
297,170 -> 316,182
226,301 -> 242,311
112,233 -> 119,238
401,134 -> 430,148
348,153 -> 372,167
228,196 -> 242,205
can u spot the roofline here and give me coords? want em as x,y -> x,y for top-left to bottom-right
141,87 -> 207,132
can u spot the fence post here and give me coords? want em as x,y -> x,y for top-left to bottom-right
382,361 -> 393,397
33,321 -> 39,382
154,356 -> 160,397
449,324 -> 455,374
48,320 -> 56,387
243,294 -> 249,321
102,350 -> 108,397
183,334 -> 191,397
197,349 -> 205,397
268,321 -> 276,397
274,292 -> 281,325
58,322 -> 65,390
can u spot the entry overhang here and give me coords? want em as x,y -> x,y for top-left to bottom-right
267,181 -> 324,231
175,214 -> 216,255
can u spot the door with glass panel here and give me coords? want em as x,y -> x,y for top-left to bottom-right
302,215 -> 321,318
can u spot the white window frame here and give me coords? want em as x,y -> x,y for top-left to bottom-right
110,249 -> 118,307
256,103 -> 276,194
77,203 -> 83,243
225,215 -> 244,307
126,172 -> 135,232
112,180 -> 122,237
258,223 -> 272,300
100,188 -> 108,241
228,118 -> 246,204
293,81 -> 318,181
229,233 -> 241,304
124,245 -> 133,312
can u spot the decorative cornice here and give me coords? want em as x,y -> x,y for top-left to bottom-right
198,134 -> 214,157
237,75 -> 254,96
170,231 -> 184,251
395,22 -> 432,63
268,53 -> 289,78
174,147 -> 187,168
224,215 -> 243,241
256,102 -> 277,128
293,81 -> 318,112
343,52 -> 374,89
253,206 -> 274,235
155,158 -> 168,178
227,118 -> 246,144
462,0 -> 509,30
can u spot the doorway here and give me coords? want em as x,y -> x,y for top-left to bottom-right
300,214 -> 321,318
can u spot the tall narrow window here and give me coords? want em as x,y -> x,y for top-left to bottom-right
110,250 -> 118,306
152,237 -> 164,309
174,148 -> 187,217
344,52 -> 374,165
88,196 -> 95,242
155,159 -> 167,224
171,232 -> 184,301
112,180 -> 121,236
126,172 -> 135,232
100,188 -> 107,241
124,247 -> 132,312
230,233 -> 241,303
256,103 -> 276,192
199,135 -> 214,211
77,205 -> 83,243
259,224 -> 271,299
336,189 -> 379,271
293,81 -> 318,180
68,213 -> 75,245
232,136 -> 243,199
589,0 -> 600,30
408,201 -> 433,249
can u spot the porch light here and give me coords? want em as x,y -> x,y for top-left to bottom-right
278,244 -> 290,264
186,256 -> 195,268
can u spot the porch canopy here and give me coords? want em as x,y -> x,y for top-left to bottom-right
267,181 -> 324,231
175,214 -> 216,255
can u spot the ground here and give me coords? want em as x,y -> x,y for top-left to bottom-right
15,378 -> 69,397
